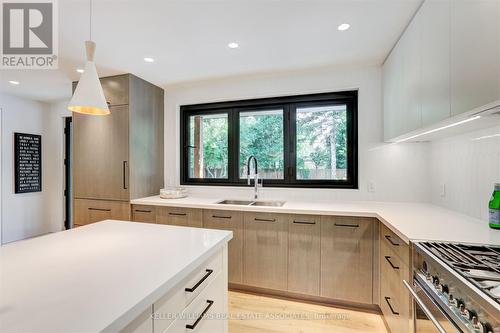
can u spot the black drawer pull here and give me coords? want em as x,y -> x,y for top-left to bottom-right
185,269 -> 214,293
385,256 -> 400,270
254,218 -> 276,222
293,220 -> 316,225
88,208 -> 111,212
385,235 -> 400,246
212,215 -> 232,219
135,209 -> 152,213
169,212 -> 187,217
185,300 -> 214,330
334,223 -> 359,228
384,297 -> 400,315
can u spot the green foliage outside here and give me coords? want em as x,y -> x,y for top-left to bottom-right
189,108 -> 347,179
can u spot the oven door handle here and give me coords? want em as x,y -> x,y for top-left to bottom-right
403,280 -> 447,333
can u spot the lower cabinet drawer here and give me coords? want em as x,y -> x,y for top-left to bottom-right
380,240 -> 410,333
161,271 -> 225,333
153,250 -> 223,333
74,199 -> 130,226
132,205 -> 156,224
157,207 -> 202,228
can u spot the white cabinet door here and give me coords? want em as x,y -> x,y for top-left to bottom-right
399,9 -> 422,134
421,0 -> 451,126
450,0 -> 500,116
383,8 -> 423,140
383,45 -> 404,140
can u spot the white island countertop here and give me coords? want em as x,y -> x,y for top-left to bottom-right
132,196 -> 500,246
0,220 -> 232,333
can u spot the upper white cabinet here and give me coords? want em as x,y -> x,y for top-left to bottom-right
421,0 -> 450,127
383,0 -> 500,141
400,9 -> 422,135
450,0 -> 499,116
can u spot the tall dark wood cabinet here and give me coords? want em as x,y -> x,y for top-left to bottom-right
72,74 -> 164,227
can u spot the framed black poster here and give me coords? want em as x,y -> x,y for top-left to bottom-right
14,133 -> 42,193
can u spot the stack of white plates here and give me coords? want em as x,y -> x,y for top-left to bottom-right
160,187 -> 188,199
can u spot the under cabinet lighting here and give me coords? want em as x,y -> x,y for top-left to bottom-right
472,133 -> 500,141
338,23 -> 351,31
228,42 -> 239,49
144,57 -> 154,63
395,116 -> 481,143
8,80 -> 20,85
76,69 -> 84,73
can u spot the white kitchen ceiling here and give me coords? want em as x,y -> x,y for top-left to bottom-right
0,0 -> 422,102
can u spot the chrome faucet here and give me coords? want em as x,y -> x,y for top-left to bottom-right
246,155 -> 261,199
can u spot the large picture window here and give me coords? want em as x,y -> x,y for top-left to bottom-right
180,91 -> 358,188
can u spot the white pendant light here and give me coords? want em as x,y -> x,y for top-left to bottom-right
68,0 -> 109,116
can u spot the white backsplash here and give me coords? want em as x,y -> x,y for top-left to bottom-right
430,124 -> 500,222
164,65 -> 432,204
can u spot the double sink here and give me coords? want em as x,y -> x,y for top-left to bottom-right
217,199 -> 286,207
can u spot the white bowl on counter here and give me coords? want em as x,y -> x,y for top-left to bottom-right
160,187 -> 188,199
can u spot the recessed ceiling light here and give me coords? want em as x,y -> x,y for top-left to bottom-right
76,68 -> 84,73
227,42 -> 239,49
144,57 -> 155,63
337,23 -> 351,31
8,80 -> 20,85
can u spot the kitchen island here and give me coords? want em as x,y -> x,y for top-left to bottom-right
0,220 -> 232,333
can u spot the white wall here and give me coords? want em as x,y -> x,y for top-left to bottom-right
0,94 -> 69,244
164,65 -> 431,203
430,125 -> 500,221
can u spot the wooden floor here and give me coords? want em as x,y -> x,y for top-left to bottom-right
229,291 -> 388,333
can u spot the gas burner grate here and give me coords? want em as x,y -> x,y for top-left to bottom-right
421,242 -> 500,306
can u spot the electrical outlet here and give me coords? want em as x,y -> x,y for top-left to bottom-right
439,183 -> 446,197
368,181 -> 376,193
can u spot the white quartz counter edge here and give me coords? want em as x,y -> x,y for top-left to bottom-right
104,231 -> 232,332
131,196 -> 500,246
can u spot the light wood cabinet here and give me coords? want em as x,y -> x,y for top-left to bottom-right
99,75 -> 129,106
73,105 -> 130,201
320,216 -> 374,304
287,215 -> 320,296
450,0 -> 500,116
157,207 -> 202,228
72,74 -> 164,203
74,199 -> 130,226
243,212 -> 288,291
380,224 -> 411,333
203,210 -> 243,284
131,205 -> 156,224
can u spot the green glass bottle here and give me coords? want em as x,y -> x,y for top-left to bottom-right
489,183 -> 500,229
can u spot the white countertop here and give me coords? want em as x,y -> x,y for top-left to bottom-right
0,220 -> 232,333
132,196 -> 500,245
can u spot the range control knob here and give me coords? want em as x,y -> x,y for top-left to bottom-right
448,294 -> 458,307
482,322 -> 493,333
471,316 -> 482,330
432,275 -> 440,286
459,304 -> 469,318
441,284 -> 449,294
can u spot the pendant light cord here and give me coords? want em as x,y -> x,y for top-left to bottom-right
89,0 -> 92,41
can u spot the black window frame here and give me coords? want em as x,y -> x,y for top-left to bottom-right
180,91 -> 358,189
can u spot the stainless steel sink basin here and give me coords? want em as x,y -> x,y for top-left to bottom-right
217,199 -> 254,205
250,201 -> 286,207
216,199 -> 286,207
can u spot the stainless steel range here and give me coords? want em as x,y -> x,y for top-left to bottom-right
410,242 -> 500,333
